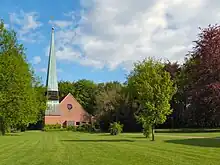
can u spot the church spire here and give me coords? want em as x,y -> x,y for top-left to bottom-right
46,27 -> 58,91
45,27 -> 60,116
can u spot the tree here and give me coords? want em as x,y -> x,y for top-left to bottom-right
32,77 -> 47,129
0,20 -> 40,134
164,61 -> 180,80
163,61 -> 186,128
127,58 -> 176,140
58,81 -> 75,99
74,79 -> 97,115
183,24 -> 220,127
94,82 -> 123,130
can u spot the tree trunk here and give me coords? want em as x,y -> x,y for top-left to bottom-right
151,125 -> 155,141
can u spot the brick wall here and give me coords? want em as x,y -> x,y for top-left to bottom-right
45,93 -> 91,126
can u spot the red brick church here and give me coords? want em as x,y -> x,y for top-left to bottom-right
44,27 -> 92,127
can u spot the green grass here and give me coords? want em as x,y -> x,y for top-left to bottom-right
0,131 -> 220,165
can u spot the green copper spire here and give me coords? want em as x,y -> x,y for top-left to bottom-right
45,27 -> 60,116
46,27 -> 58,91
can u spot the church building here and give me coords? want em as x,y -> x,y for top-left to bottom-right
44,27 -> 92,127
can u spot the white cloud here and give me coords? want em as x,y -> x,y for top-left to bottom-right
49,0 -> 220,71
32,56 -> 41,64
9,10 -> 43,43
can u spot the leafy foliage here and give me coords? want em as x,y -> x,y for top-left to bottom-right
109,122 -> 123,135
42,123 -> 98,133
142,123 -> 152,138
66,125 -> 76,131
94,82 -> 123,121
42,124 -> 62,131
162,61 -> 187,128
183,25 -> 220,127
127,58 -> 176,140
0,20 -> 44,135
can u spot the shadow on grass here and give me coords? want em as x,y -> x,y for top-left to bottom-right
98,134 -> 112,136
130,136 -> 147,139
61,139 -> 135,142
165,138 -> 220,148
5,133 -> 20,136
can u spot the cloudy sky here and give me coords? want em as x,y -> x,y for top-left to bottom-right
1,0 -> 220,84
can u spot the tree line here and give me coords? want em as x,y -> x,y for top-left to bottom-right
1,20 -> 220,137
58,25 -> 220,131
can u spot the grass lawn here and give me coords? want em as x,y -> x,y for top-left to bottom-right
0,131 -> 220,165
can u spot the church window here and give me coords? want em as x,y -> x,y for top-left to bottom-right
67,104 -> 73,110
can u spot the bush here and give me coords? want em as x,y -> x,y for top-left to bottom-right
75,123 -> 98,133
109,122 -> 123,135
89,122 -> 101,133
76,124 -> 89,132
66,125 -> 76,131
42,123 -> 100,133
42,124 -> 62,131
54,124 -> 62,129
82,124 -> 91,132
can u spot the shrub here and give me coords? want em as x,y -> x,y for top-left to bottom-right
84,123 -> 94,132
42,127 -> 50,131
42,123 -> 100,133
109,122 -> 123,135
66,125 -> 76,131
76,124 -> 87,132
75,123 -> 98,133
42,124 -> 62,131
82,124 -> 90,132
89,124 -> 99,133
53,124 -> 62,129
93,123 -> 101,133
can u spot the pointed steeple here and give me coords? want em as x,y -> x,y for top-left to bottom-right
45,27 -> 60,116
46,27 -> 58,91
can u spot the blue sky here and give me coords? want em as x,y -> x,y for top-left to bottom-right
1,0 -> 220,85
0,0 -> 127,84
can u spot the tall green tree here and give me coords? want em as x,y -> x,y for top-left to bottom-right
127,58 -> 176,140
0,20 -> 40,134
71,79 -> 96,115
32,77 -> 47,129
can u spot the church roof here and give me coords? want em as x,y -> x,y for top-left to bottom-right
60,93 -> 79,104
60,93 -> 91,115
46,27 -> 59,91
